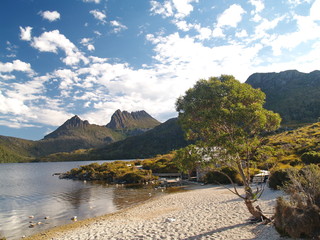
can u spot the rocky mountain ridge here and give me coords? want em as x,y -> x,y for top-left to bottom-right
246,70 -> 320,124
106,109 -> 160,130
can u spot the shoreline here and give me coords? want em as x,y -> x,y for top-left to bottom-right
25,184 -> 287,240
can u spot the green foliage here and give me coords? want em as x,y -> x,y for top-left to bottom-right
62,154 -> 179,184
266,122 -> 320,165
63,160 -> 156,184
142,153 -> 179,173
301,151 -> 320,164
204,167 -> 242,185
176,75 -> 281,220
173,145 -> 202,175
176,75 -> 280,183
274,165 -> 320,239
268,168 -> 294,190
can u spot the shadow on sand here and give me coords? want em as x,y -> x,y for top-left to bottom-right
182,222 -> 252,240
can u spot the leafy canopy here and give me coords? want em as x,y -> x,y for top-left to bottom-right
176,75 -> 281,159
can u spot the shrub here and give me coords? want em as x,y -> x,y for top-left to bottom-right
301,151 -> 320,164
274,165 -> 320,239
268,168 -> 292,190
205,167 -> 242,185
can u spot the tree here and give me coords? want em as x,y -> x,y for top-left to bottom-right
176,75 -> 281,221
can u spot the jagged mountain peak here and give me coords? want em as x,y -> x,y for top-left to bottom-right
43,115 -> 90,139
106,109 -> 160,130
61,115 -> 89,128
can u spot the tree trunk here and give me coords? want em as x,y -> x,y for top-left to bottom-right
244,199 -> 270,222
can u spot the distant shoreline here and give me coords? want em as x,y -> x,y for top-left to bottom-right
25,185 -> 286,240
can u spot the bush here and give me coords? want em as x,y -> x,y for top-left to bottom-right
301,151 -> 320,164
268,168 -> 292,190
274,165 -> 320,239
275,197 -> 320,238
205,167 -> 242,185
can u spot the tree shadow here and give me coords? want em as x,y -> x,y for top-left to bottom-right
182,222 -> 252,240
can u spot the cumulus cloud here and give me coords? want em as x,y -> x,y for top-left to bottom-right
0,60 -> 33,73
80,38 -> 95,51
150,0 -> 198,19
110,20 -> 128,33
217,4 -> 246,28
310,0 -> 320,21
90,9 -> 107,24
19,26 -> 32,41
31,30 -> 88,65
40,10 -> 61,22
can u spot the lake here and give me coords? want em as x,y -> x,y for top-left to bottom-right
0,161 -> 165,240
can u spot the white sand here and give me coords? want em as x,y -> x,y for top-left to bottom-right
49,185 -> 289,240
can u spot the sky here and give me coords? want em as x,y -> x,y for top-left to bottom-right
1,0 -> 320,140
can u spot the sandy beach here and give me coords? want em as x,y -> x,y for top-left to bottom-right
28,185 -> 289,240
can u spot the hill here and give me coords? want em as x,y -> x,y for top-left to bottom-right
262,121 -> 320,167
246,70 -> 320,125
39,118 -> 190,161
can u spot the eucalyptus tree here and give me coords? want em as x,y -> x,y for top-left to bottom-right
176,75 -> 281,221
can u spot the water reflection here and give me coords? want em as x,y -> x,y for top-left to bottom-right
0,161 -> 164,240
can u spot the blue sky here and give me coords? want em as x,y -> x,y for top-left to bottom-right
1,0 -> 320,140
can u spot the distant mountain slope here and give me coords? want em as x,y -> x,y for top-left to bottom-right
106,110 -> 161,135
90,118 -> 190,160
0,136 -> 35,163
246,70 -> 320,125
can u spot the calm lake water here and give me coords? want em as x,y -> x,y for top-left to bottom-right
0,161 -> 165,240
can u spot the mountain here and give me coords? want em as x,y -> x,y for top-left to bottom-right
88,118 -> 189,160
246,70 -> 320,125
40,118 -> 190,161
0,110 -> 162,163
106,110 -> 161,135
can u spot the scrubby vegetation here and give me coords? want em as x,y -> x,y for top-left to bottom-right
265,122 -> 320,166
274,165 -> 320,239
62,160 -> 155,184
61,153 -> 178,184
204,167 -> 243,185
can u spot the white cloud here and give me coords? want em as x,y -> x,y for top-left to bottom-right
31,30 -> 88,66
110,20 -> 128,33
195,27 -> 212,40
19,26 -> 32,41
150,0 -> 174,18
173,20 -> 194,31
212,27 -> 225,38
217,4 -> 246,28
236,29 -> 248,38
172,0 -> 198,18
253,16 -> 285,40
0,74 -> 15,80
150,0 -> 197,19
87,44 -> 95,51
249,0 -> 264,13
0,60 -> 33,73
80,38 -> 95,51
287,0 -> 313,6
310,0 -> 320,21
40,10 -> 61,22
90,10 -> 107,24
269,15 -> 320,55
83,0 -> 100,3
